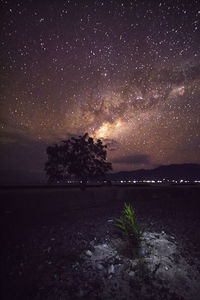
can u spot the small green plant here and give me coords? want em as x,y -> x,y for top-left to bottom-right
116,203 -> 142,257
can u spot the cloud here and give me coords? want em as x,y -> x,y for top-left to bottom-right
183,62 -> 200,81
112,154 -> 150,164
103,138 -> 119,151
0,130 -> 47,183
0,128 -> 83,183
0,168 -> 45,184
155,62 -> 200,85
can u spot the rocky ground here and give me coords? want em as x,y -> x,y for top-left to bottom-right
1,185 -> 200,299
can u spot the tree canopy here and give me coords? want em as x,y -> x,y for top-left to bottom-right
45,133 -> 112,183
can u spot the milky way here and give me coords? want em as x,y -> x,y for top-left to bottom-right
1,0 -> 200,181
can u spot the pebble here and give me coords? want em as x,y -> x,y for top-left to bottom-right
85,250 -> 93,257
108,264 -> 115,274
97,263 -> 104,270
129,271 -> 135,277
140,247 -> 146,256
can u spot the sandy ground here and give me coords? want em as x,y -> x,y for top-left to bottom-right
1,185 -> 200,299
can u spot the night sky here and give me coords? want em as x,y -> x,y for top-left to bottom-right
1,0 -> 200,183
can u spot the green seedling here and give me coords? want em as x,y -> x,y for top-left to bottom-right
116,203 -> 142,257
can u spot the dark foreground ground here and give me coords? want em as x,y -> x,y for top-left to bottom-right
1,185 -> 200,299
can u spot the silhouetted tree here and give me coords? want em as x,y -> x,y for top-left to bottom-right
45,133 -> 112,184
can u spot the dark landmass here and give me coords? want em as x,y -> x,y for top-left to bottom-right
1,185 -> 200,299
107,163 -> 200,181
1,163 -> 200,186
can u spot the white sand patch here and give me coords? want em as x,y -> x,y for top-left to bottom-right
83,231 -> 200,299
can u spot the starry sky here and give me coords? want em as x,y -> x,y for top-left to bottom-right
1,0 -> 200,183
